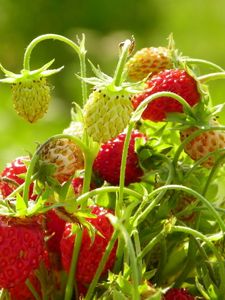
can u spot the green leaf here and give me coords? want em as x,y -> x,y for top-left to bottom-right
15,194 -> 27,216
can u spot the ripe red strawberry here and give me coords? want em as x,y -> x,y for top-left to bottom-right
9,250 -> 51,300
132,69 -> 200,122
0,156 -> 35,199
60,206 -> 117,285
46,209 -> 66,255
180,120 -> 225,168
39,138 -> 84,184
9,271 -> 41,300
71,176 -> 96,195
164,288 -> 195,299
0,217 -> 45,289
93,130 -> 146,185
126,47 -> 173,82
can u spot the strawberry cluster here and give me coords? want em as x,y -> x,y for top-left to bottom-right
0,33 -> 225,299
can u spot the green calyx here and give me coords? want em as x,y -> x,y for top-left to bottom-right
0,59 -> 63,83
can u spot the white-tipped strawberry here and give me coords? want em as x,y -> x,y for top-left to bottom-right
180,119 -> 225,168
38,138 -> 84,184
0,59 -> 63,123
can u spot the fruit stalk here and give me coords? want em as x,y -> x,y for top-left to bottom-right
172,225 -> 225,296
112,39 -> 133,86
23,33 -> 88,105
85,230 -> 119,300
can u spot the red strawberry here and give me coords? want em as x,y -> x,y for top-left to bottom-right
60,206 -> 117,285
46,209 -> 66,255
9,271 -> 41,300
9,250 -> 51,300
93,130 -> 146,185
132,69 -> 200,122
164,288 -> 195,299
0,156 -> 35,199
0,217 -> 45,289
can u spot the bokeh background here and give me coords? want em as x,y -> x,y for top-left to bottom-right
0,0 -> 225,168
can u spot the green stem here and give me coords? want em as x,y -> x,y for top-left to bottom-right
137,184 -> 225,232
202,152 -> 225,197
174,237 -> 197,287
198,72 -> 225,83
64,231 -> 83,300
172,225 -> 225,296
23,33 -> 87,105
81,153 -> 95,207
116,121 -> 134,217
85,230 -> 119,300
132,155 -> 174,226
137,228 -> 167,260
112,39 -> 132,86
76,186 -> 142,206
133,229 -> 142,282
182,58 -> 225,72
26,279 -> 42,300
110,215 -> 140,300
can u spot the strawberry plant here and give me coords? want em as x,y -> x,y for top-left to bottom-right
1,33 -> 225,300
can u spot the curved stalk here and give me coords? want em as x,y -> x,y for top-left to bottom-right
198,72 -> 225,83
76,186 -> 142,206
23,33 -> 87,105
172,225 -> 225,296
133,155 -> 174,227
138,184 -> 225,232
182,58 -> 225,72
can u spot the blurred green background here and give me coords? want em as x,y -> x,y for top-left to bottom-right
0,0 -> 225,169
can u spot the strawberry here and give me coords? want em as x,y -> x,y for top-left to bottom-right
0,156 -> 35,200
9,271 -> 41,300
180,120 -> 225,168
164,287 -> 195,299
46,209 -> 66,255
0,59 -> 63,123
132,69 -> 200,122
82,39 -> 136,143
38,138 -> 84,184
60,206 -> 117,285
11,78 -> 51,123
0,216 -> 45,289
93,130 -> 145,185
173,194 -> 196,223
83,87 -> 133,143
126,47 -> 173,82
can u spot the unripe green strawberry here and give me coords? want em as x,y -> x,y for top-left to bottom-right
126,47 -> 173,81
83,87 -> 133,143
39,138 -> 84,183
0,59 -> 63,123
12,78 -> 51,123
